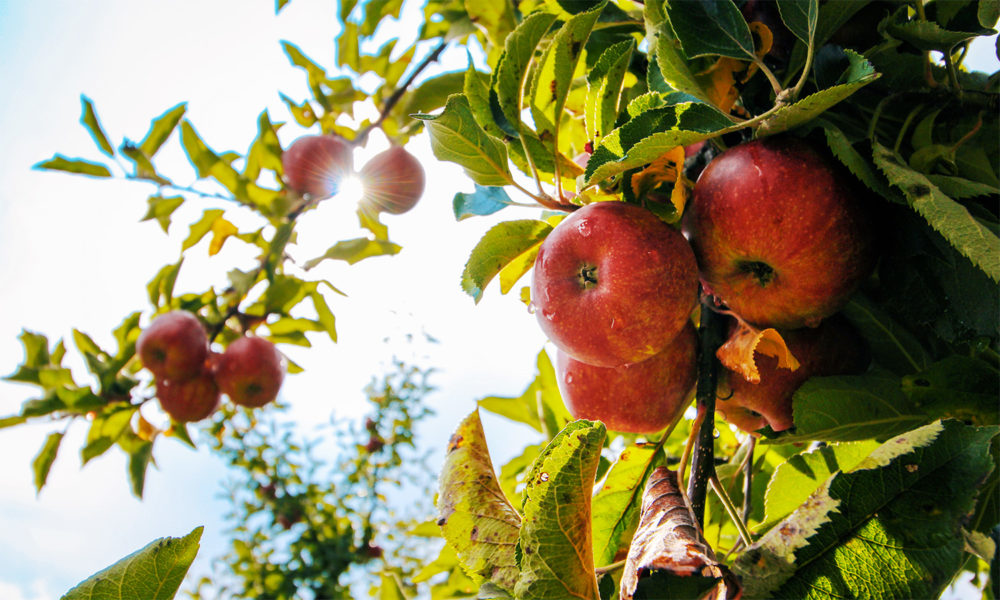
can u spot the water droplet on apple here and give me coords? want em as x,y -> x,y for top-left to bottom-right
541,309 -> 556,321
527,301 -> 536,315
565,374 -> 574,384
577,220 -> 592,237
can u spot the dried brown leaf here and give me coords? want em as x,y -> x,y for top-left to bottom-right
716,319 -> 800,384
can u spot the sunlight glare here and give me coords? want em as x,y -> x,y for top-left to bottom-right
339,174 -> 365,204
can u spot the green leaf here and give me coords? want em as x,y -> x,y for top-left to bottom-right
62,526 -> 203,600
34,155 -> 112,178
757,51 -> 879,137
901,356 -> 1000,425
478,349 -> 567,436
415,94 -> 513,186
244,111 -> 283,181
647,3 -> 711,103
926,174 -> 1000,200
464,62 -> 508,141
79,95 -> 115,158
461,219 -> 552,303
591,443 -> 664,568
146,259 -> 183,308
499,443 -> 544,506
464,0 -> 517,47
528,3 -> 604,143
32,432 -> 64,494
141,195 -> 185,233
760,440 -> 880,531
81,406 -> 136,465
139,103 -> 186,159
821,124 -> 895,199
280,93 -> 317,128
182,209 -> 224,251
438,410 -> 522,591
453,185 -> 514,221
514,420 -> 606,600
776,0 -> 818,45
302,238 -> 402,269
980,0 -> 1000,28
664,0 -> 756,60
841,294 -> 930,375
585,103 -> 734,186
121,433 -> 154,499
736,420 -> 997,599
586,39 -> 635,143
884,18 -> 994,52
0,415 -> 28,429
337,21 -> 361,70
492,12 -> 559,134
309,291 -> 337,343
873,142 -> 1000,283
776,373 -> 930,444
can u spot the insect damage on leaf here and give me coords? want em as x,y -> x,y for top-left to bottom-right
620,467 -> 741,600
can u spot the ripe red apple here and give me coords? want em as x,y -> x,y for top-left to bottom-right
684,137 -> 876,329
532,201 -> 699,368
358,146 -> 425,215
282,134 -> 354,199
556,323 -> 697,434
213,336 -> 285,408
717,317 -> 869,433
137,311 -> 209,381
156,371 -> 221,422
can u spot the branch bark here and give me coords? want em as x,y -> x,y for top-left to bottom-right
686,301 -> 727,525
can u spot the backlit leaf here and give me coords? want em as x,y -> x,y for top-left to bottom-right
302,238 -> 402,269
591,443 -> 664,568
415,94 -> 513,186
62,526 -> 202,600
32,431 -> 64,494
514,420 -> 606,600
492,12 -> 559,133
587,39 -> 635,143
79,95 -> 115,158
182,209 -> 224,251
461,219 -> 552,303
34,155 -> 112,178
81,406 -> 136,465
208,217 -> 239,256
139,103 -> 186,159
438,410 -> 522,591
141,195 -> 185,233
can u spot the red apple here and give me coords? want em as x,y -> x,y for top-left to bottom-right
532,201 -> 699,368
137,311 -> 209,381
684,137 -> 876,329
717,317 -> 869,433
156,371 -> 221,422
213,336 -> 285,408
282,134 -> 354,199
358,146 -> 425,215
556,323 -> 697,433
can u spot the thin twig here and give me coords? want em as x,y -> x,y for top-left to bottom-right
741,435 -> 756,524
709,473 -> 753,547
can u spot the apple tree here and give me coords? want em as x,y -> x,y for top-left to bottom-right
5,0 -> 1000,598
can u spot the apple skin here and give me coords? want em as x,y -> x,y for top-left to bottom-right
358,146 -> 425,215
282,135 -> 354,199
556,323 -> 697,434
213,336 -> 285,408
137,311 -> 209,381
717,317 -> 869,433
532,201 -> 699,368
156,371 -> 221,422
684,137 -> 876,329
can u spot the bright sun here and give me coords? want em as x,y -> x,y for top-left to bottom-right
338,175 -> 365,203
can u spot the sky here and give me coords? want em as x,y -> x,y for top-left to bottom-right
0,0 -> 546,597
0,1 -> 997,599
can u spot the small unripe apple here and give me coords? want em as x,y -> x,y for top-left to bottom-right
213,336 -> 285,408
556,323 -> 697,434
685,137 -> 876,329
358,146 -> 425,214
282,134 -> 354,199
137,311 -> 209,381
156,371 -> 221,422
717,317 -> 869,433
532,201 -> 699,368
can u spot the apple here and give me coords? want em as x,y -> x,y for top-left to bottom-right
684,137 -> 876,329
358,146 -> 425,214
532,201 -> 699,368
716,317 -> 869,433
156,371 -> 221,422
282,134 -> 354,199
213,336 -> 285,408
556,323 -> 697,434
137,311 -> 209,381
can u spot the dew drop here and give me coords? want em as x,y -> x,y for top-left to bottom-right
565,374 -> 574,384
542,309 -> 556,321
540,472 -> 550,482
527,301 -> 536,315
577,220 -> 592,237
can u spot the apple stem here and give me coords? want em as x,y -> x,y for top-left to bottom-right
686,299 -> 728,526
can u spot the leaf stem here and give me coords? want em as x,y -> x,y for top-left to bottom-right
595,559 -> 627,575
741,435 -> 755,523
943,51 -> 963,99
788,35 -> 816,102
753,57 -> 783,97
709,473 -> 753,547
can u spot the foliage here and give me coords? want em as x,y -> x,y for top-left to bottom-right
6,0 -> 1000,599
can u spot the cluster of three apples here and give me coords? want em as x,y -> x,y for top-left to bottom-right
137,311 -> 285,422
532,137 -> 875,434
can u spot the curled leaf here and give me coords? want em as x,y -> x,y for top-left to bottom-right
717,320 -> 800,383
620,467 -> 741,600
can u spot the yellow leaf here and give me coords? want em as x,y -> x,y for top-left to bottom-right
631,146 -> 685,196
716,319 -> 800,384
208,216 -> 239,256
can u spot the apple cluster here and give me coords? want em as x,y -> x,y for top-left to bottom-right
137,311 -> 285,422
532,136 -> 876,435
282,134 -> 425,215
